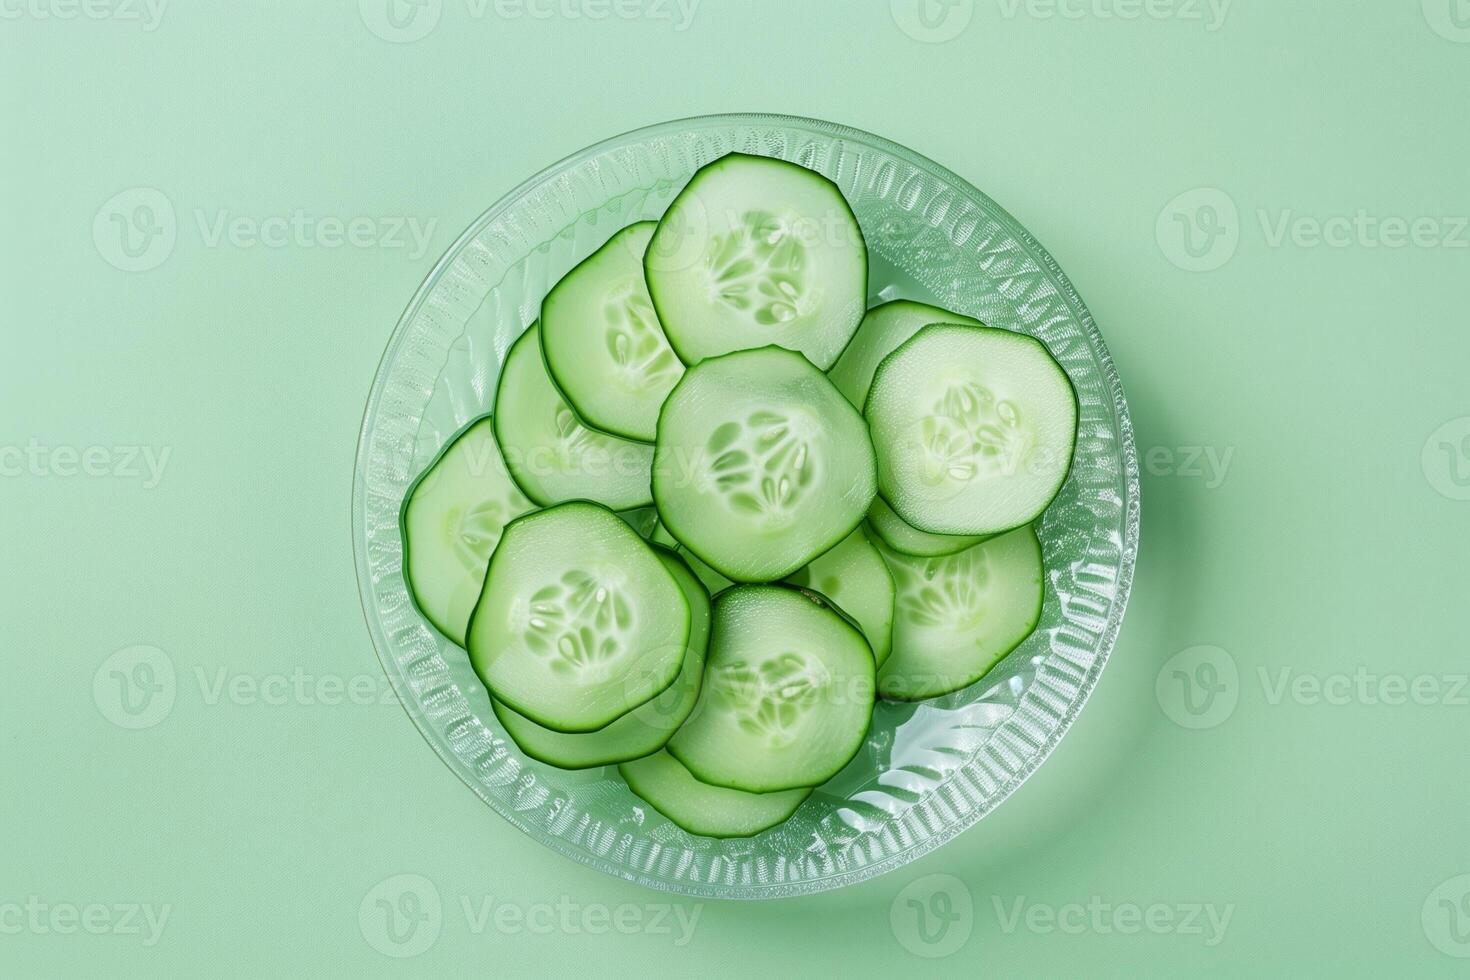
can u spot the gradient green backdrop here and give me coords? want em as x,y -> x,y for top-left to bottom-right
4,1 -> 1468,975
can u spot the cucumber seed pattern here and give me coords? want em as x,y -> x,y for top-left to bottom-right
705,211 -> 807,326
710,652 -> 829,747
603,290 -> 681,392
919,382 -> 1031,488
524,570 -> 633,675
892,546 -> 992,632
705,411 -> 817,524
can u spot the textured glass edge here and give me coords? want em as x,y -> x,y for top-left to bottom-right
351,113 -> 1141,900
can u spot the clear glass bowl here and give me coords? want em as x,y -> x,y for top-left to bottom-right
352,113 -> 1140,899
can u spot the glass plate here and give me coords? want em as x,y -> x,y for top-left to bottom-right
351,113 -> 1140,899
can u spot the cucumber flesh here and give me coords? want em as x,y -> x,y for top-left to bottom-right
541,222 -> 684,442
645,153 -> 866,369
827,300 -> 982,410
400,416 -> 536,646
492,548 -> 711,768
875,525 -> 1044,701
467,502 -> 690,733
785,526 -> 895,667
867,324 -> 1078,536
678,546 -> 733,595
620,750 -> 812,839
866,495 -> 989,558
667,585 -> 875,792
653,346 -> 877,582
494,322 -> 654,510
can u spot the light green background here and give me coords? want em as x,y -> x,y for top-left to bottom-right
3,1 -> 1468,975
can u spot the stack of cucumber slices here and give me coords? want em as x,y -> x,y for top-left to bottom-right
400,153 -> 1079,838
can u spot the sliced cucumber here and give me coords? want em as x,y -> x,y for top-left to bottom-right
866,495 -> 989,558
648,519 -> 679,549
467,502 -> 689,733
492,548 -> 711,768
400,415 -> 536,646
541,221 -> 684,441
827,300 -> 982,410
493,322 -> 653,510
785,526 -> 895,667
867,324 -> 1077,536
875,525 -> 1044,701
620,750 -> 812,839
667,585 -> 874,792
645,153 -> 866,369
653,346 -> 876,582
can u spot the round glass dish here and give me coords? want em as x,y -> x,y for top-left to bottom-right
352,113 -> 1140,900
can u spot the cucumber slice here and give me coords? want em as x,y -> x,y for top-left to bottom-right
648,519 -> 679,549
785,526 -> 895,667
493,323 -> 654,510
400,415 -> 536,646
466,502 -> 690,733
667,585 -> 875,792
645,153 -> 866,369
620,750 -> 812,839
492,548 -> 711,768
875,526 -> 1044,701
866,324 -> 1078,536
542,222 -> 684,441
653,346 -> 877,582
827,300 -> 982,410
866,495 -> 990,558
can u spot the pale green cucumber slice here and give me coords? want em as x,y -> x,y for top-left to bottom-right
875,525 -> 1044,701
866,495 -> 990,558
827,300 -> 982,410
667,585 -> 875,792
866,324 -> 1078,536
493,322 -> 654,510
645,153 -> 866,369
400,415 -> 536,646
492,548 -> 711,768
466,502 -> 689,733
653,346 -> 877,582
541,221 -> 684,441
785,526 -> 895,666
620,750 -> 812,839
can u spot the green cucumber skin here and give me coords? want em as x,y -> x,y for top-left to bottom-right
465,501 -> 690,734
865,324 -> 1080,537
644,153 -> 868,369
827,300 -> 983,410
864,496 -> 990,559
784,525 -> 896,667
